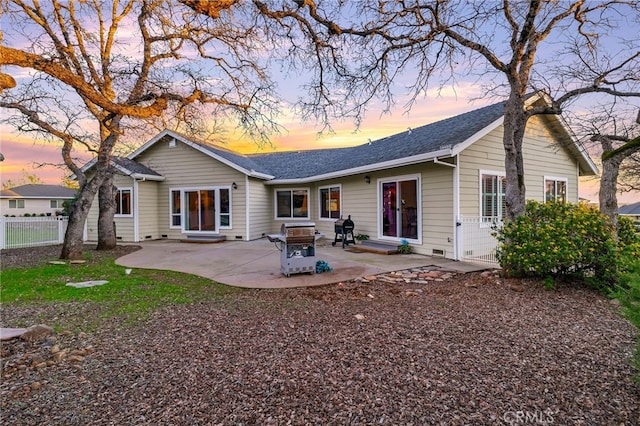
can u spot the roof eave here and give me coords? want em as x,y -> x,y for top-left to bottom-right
131,129 -> 275,180
450,116 -> 505,156
265,149 -> 454,184
556,115 -> 599,176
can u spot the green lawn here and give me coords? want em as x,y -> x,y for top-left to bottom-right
1,254 -> 241,330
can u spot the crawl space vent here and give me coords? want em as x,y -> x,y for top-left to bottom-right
432,248 -> 445,257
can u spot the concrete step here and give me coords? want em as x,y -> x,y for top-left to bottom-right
180,235 -> 227,244
348,240 -> 399,255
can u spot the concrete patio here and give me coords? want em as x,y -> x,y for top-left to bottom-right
115,238 -> 489,288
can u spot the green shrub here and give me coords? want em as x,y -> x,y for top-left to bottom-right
612,257 -> 640,382
618,216 -> 640,265
495,201 -> 617,289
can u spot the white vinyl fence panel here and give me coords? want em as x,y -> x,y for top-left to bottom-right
0,216 -> 69,250
460,216 -> 501,266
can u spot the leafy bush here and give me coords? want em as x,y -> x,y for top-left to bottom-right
612,257 -> 640,382
617,216 -> 640,264
495,201 -> 617,288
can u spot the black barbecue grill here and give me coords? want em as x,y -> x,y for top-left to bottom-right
332,215 -> 355,248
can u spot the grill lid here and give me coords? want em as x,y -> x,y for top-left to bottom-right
281,222 -> 316,237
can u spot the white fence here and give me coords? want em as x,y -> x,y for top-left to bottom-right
459,216 -> 501,266
0,216 -> 69,250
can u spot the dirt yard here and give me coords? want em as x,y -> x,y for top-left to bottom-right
1,246 -> 639,425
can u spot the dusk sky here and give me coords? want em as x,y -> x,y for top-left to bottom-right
1,83 -> 636,205
0,2 -> 638,206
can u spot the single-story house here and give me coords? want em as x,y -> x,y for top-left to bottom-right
84,93 -> 598,261
619,201 -> 640,227
0,184 -> 76,216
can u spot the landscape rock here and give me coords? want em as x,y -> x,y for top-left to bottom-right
20,324 -> 54,342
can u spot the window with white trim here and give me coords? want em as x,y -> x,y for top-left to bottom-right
276,189 -> 309,219
544,177 -> 567,203
481,173 -> 506,221
50,199 -> 65,208
115,188 -> 132,216
170,190 -> 181,227
9,199 -> 25,209
319,185 -> 341,219
219,188 -> 230,227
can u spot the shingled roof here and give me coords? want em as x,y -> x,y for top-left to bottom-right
619,201 -> 640,215
137,100 -> 507,181
0,184 -> 76,198
249,100 -> 507,180
111,157 -> 163,180
127,95 -> 597,181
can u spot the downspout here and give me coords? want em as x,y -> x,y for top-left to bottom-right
133,177 -> 140,243
451,156 -> 460,261
245,174 -> 250,241
433,156 -> 460,260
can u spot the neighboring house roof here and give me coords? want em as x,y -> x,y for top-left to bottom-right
0,184 -> 76,199
117,93 -> 599,183
619,201 -> 640,215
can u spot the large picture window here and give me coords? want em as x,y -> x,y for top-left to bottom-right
544,177 -> 567,203
276,189 -> 309,219
319,185 -> 341,219
115,188 -> 132,216
481,173 -> 505,221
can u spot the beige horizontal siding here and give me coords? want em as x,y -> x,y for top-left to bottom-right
136,137 -> 248,240
248,177 -> 272,240
459,116 -> 579,217
137,180 -> 159,241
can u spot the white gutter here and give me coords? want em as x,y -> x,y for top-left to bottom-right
265,148 -> 454,185
433,157 -> 457,168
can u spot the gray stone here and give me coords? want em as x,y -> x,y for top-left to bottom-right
20,324 -> 54,342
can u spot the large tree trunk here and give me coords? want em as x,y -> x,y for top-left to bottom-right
97,170 -> 117,250
595,133 -> 640,232
502,94 -> 529,221
599,153 -> 624,230
60,174 -> 104,259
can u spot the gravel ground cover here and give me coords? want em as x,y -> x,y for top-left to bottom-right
1,246 -> 639,425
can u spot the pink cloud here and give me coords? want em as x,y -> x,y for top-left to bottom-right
0,131 -> 90,186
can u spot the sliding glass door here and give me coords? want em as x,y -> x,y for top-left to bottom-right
380,176 -> 419,240
185,190 -> 216,232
